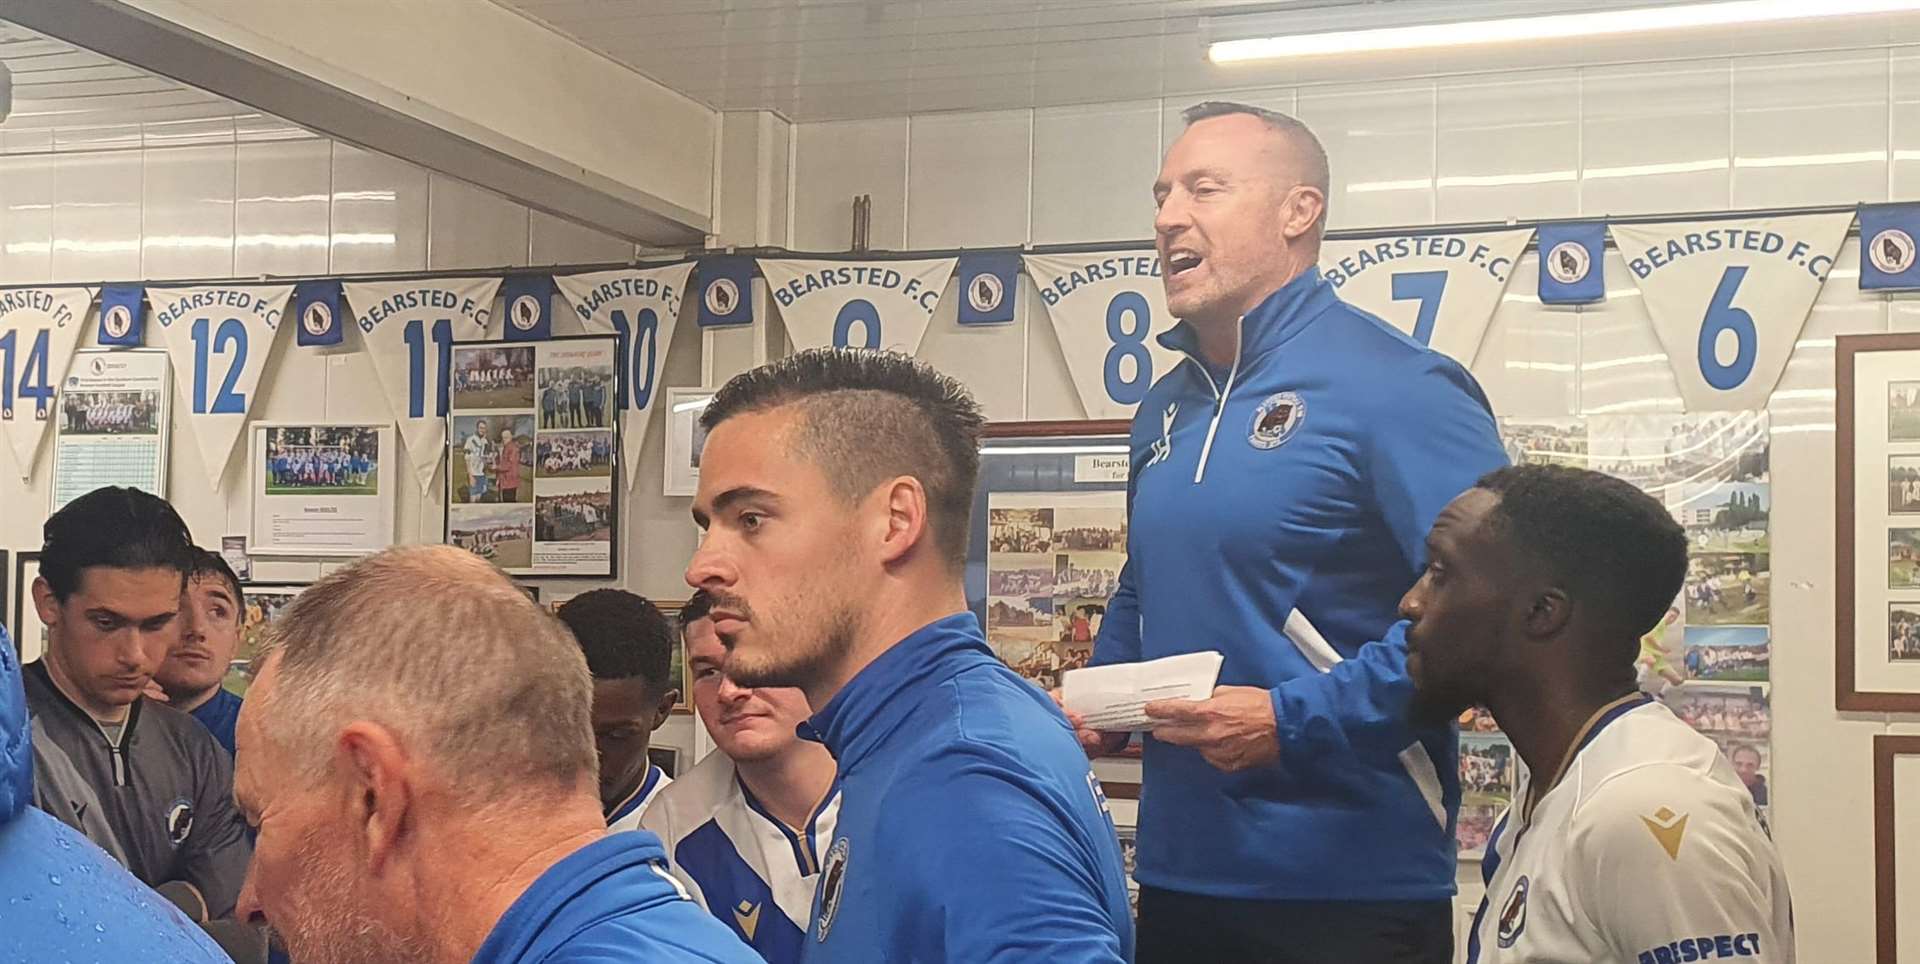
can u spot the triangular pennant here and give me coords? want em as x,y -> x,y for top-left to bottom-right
343,278 -> 503,493
555,264 -> 695,488
1021,251 -> 1181,420
1611,213 -> 1853,410
0,287 -> 93,478
757,257 -> 957,354
148,284 -> 295,489
1318,228 -> 1534,366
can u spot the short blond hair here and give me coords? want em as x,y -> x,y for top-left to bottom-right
255,545 -> 595,797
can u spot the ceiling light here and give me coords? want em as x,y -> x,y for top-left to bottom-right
1206,0 -> 1920,63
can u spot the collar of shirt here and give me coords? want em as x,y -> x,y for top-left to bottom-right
798,612 -> 989,768
470,832 -> 673,964
1156,267 -> 1338,373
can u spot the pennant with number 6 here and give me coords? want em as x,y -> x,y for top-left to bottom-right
0,287 -> 93,478
344,278 -> 502,493
148,284 -> 295,488
555,263 -> 694,487
1611,213 -> 1852,411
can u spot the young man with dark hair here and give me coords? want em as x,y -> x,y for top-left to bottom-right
688,347 -> 1133,962
1400,465 -> 1791,961
21,486 -> 254,922
554,588 -> 682,831
154,548 -> 247,755
644,590 -> 841,964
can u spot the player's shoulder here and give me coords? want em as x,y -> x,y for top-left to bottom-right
1565,706 -> 1759,853
641,752 -> 736,843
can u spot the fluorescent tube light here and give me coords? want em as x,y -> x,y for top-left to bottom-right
1207,0 -> 1920,63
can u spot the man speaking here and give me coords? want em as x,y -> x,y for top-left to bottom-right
1069,102 -> 1510,962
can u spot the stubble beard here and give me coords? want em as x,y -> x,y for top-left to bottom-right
725,601 -> 859,697
274,831 -> 430,964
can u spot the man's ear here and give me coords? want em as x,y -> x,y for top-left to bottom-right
651,689 -> 680,730
1523,587 -> 1572,639
335,722 -> 413,875
874,477 -> 931,567
31,575 -> 61,635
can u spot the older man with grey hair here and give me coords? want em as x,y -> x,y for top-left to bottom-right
229,545 -> 757,964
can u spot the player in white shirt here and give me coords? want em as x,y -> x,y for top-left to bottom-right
1397,464 -> 1792,964
553,590 -> 682,832
463,418 -> 493,503
643,591 -> 840,964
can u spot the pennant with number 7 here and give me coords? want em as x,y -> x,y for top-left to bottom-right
344,278 -> 502,493
1610,213 -> 1852,411
555,263 -> 695,487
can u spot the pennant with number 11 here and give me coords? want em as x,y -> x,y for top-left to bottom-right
344,278 -> 502,493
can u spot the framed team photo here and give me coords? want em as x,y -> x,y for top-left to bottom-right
1838,334 -> 1920,711
248,422 -> 396,556
447,335 -> 620,578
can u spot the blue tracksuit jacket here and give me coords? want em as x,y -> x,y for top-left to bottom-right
1094,267 -> 1509,901
801,613 -> 1134,962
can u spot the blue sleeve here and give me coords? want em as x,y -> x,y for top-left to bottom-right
1269,356 -> 1508,758
891,767 -> 1128,963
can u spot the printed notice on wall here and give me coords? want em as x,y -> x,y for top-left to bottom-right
50,349 -> 171,512
249,422 -> 396,556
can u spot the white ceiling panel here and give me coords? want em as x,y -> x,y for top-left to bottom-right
493,0 -> 1920,122
0,21 -> 258,134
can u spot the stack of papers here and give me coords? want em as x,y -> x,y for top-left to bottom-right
1060,651 -> 1225,731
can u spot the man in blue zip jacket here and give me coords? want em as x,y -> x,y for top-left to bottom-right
1066,101 -> 1511,962
688,348 -> 1134,962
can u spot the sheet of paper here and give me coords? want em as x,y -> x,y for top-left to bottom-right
1061,651 -> 1225,731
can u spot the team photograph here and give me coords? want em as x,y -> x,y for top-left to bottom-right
538,364 -> 612,430
451,345 -> 536,410
448,502 -> 535,569
534,481 -> 613,543
451,414 -> 535,505
231,587 -> 303,697
59,389 -> 159,435
535,429 -> 613,478
1892,604 -> 1920,661
262,426 -> 380,496
1892,380 -> 1920,441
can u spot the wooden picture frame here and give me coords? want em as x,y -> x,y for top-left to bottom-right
1874,734 -> 1920,963
1837,334 -> 1920,711
12,552 -> 40,662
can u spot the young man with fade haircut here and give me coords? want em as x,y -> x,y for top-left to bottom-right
1399,465 -> 1792,963
687,348 -> 1134,962
643,589 -> 841,964
1,624 -> 233,963
153,548 -> 247,756
1065,100 -> 1509,962
21,486 -> 254,923
231,545 -> 758,964
554,588 -> 683,831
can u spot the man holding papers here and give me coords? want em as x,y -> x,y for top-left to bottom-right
1066,101 -> 1508,962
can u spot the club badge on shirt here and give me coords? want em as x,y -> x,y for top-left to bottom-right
816,837 -> 851,942
1249,391 -> 1306,450
1497,875 -> 1529,948
165,798 -> 195,848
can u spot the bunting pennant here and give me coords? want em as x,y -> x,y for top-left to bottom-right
1021,251 -> 1180,420
555,263 -> 695,487
0,287 -> 94,477
757,257 -> 957,354
294,280 -> 345,347
1537,223 -> 1607,305
343,277 -> 503,492
696,256 -> 754,328
957,252 -> 1020,325
148,284 -> 295,488
502,275 -> 555,342
1860,202 -> 1920,291
1611,213 -> 1852,410
1318,228 -> 1534,367
97,285 -> 146,347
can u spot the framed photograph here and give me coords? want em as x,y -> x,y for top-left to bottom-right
1839,334 -> 1920,710
12,552 -> 41,663
446,336 -> 620,578
50,348 -> 172,513
655,600 -> 692,714
248,422 -> 396,556
647,746 -> 681,779
234,584 -> 306,696
663,387 -> 716,497
1874,734 -> 1920,963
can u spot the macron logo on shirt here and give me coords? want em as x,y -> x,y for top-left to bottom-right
1637,932 -> 1762,963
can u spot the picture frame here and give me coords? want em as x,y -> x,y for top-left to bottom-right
234,583 -> 308,697
647,746 -> 681,779
655,600 -> 693,715
49,348 -> 172,513
445,335 -> 621,579
1873,733 -> 1920,963
248,421 -> 396,556
12,552 -> 41,663
662,387 -> 716,497
1837,334 -> 1920,711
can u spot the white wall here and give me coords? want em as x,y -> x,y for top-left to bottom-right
787,48 -> 1920,963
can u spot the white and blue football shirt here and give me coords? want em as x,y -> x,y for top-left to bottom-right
606,764 -> 671,834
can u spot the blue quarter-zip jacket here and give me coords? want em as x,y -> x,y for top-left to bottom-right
802,613 -> 1134,962
1094,268 -> 1509,901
